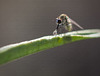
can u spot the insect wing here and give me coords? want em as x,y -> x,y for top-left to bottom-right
69,18 -> 84,29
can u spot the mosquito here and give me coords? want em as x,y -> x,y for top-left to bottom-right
53,14 -> 84,35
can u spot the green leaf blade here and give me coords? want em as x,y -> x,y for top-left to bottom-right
0,29 -> 100,65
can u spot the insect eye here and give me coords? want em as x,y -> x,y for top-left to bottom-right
56,19 -> 61,24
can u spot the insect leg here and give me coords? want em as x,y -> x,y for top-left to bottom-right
67,24 -> 73,31
64,23 -> 73,32
53,24 -> 59,35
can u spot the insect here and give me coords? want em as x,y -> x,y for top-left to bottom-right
53,14 -> 84,35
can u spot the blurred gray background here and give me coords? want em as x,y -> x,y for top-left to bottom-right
0,0 -> 100,76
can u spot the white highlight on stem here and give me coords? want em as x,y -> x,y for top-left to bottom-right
0,29 -> 100,53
